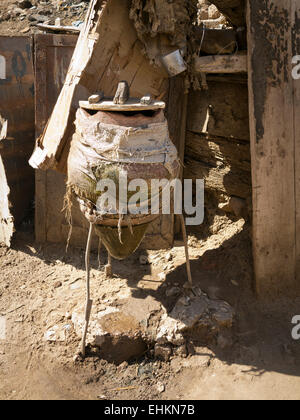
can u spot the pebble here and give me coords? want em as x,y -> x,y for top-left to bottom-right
165,252 -> 173,261
156,382 -> 165,393
139,255 -> 148,265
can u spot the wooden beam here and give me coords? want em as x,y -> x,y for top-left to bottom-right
167,75 -> 188,234
194,52 -> 247,74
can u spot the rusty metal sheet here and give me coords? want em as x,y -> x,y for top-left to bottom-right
0,36 -> 35,233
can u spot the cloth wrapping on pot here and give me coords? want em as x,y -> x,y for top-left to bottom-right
67,107 -> 180,259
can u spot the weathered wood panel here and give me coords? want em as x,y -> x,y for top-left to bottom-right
293,2 -> 300,284
0,36 -> 35,233
248,0 -> 299,296
0,155 -> 13,246
194,52 -> 247,74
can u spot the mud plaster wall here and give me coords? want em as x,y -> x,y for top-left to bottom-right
184,78 -> 251,236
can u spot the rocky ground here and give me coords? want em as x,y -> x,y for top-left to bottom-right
0,216 -> 300,400
0,0 -> 89,35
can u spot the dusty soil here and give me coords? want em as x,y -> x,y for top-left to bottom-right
0,216 -> 300,401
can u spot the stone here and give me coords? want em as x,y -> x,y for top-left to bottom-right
183,354 -> 211,368
2,12 -> 11,21
229,196 -> 246,217
28,14 -> 49,23
71,296 -> 161,364
140,94 -> 153,105
139,255 -> 148,265
158,272 -> 166,282
154,344 -> 172,362
113,81 -> 129,105
208,5 -> 221,20
156,295 -> 234,346
165,252 -> 173,261
208,300 -> 234,328
12,7 -> 25,17
17,0 -> 33,9
54,281 -> 62,288
88,92 -> 104,104
173,344 -> 188,358
165,287 -> 181,298
44,325 -> 67,342
219,196 -> 246,217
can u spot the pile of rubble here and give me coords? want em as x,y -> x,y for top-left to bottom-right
0,0 -> 90,34
0,0 -> 231,36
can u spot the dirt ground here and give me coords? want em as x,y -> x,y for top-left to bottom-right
0,215 -> 300,401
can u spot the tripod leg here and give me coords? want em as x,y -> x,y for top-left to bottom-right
81,222 -> 94,357
180,214 -> 193,286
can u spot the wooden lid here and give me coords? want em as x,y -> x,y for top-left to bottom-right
79,99 -> 166,112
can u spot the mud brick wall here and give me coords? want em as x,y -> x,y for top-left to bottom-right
184,77 -> 251,221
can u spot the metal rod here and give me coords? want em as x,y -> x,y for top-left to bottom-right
81,222 -> 94,357
180,214 -> 193,286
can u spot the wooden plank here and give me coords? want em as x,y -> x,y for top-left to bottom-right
247,1 -> 297,297
0,36 -> 35,227
79,99 -> 165,111
292,1 -> 300,285
194,52 -> 247,74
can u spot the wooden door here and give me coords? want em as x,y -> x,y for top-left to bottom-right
0,36 -> 35,246
248,1 -> 300,297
